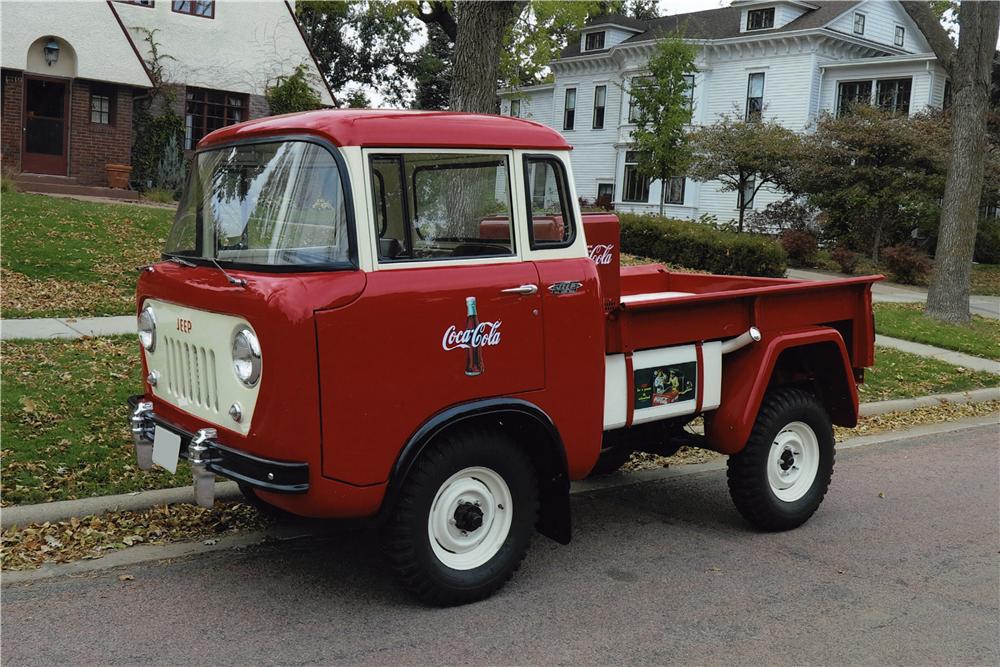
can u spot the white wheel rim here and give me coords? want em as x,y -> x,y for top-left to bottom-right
767,421 -> 820,502
427,466 -> 513,571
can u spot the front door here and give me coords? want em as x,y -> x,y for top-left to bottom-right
22,76 -> 68,175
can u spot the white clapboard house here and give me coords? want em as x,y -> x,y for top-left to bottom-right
500,0 -> 948,222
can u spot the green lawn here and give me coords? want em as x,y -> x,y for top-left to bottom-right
972,264 -> 1000,297
1,192 -> 173,318
874,303 -> 1000,361
858,346 -> 998,402
1,336 -> 184,506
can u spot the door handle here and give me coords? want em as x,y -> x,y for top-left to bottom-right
501,284 -> 538,295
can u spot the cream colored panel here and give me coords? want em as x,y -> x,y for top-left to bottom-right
141,299 -> 260,435
603,354 -> 628,430
701,341 -> 723,411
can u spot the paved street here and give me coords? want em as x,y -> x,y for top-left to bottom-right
3,425 -> 998,666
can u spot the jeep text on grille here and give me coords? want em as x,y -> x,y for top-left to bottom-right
128,110 -> 880,606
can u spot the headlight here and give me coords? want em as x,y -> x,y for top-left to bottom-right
138,306 -> 156,352
232,328 -> 262,387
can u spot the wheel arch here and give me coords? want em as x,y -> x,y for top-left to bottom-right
381,397 -> 572,545
705,328 -> 858,455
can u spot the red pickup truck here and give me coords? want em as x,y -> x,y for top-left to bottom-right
129,110 -> 879,605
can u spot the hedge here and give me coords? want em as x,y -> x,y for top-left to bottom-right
618,214 -> 788,277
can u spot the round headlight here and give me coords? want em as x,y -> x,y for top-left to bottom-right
138,306 -> 156,352
232,328 -> 262,387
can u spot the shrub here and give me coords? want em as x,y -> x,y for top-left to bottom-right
1,168 -> 17,194
831,245 -> 860,274
154,132 -> 185,195
881,243 -> 932,285
779,229 -> 818,267
144,188 -> 176,204
266,64 -> 322,116
619,214 -> 787,277
975,217 -> 1000,264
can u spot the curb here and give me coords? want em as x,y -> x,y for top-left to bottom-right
5,413 -> 998,584
2,391 -> 998,530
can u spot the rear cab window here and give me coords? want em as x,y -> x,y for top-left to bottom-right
367,151 -> 517,263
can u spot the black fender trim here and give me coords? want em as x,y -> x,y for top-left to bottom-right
382,397 -> 572,545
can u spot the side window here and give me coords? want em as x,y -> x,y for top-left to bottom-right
371,153 -> 515,262
523,156 -> 575,249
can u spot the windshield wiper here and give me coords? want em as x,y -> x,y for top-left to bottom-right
166,255 -> 197,268
209,258 -> 247,288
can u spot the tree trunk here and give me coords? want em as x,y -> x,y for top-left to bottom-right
924,1 -> 1000,323
449,1 -> 521,113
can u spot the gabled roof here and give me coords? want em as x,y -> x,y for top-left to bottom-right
562,1 -> 861,58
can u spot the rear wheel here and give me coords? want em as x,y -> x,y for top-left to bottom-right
726,387 -> 834,531
383,429 -> 539,606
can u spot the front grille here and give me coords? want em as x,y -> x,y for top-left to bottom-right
163,336 -> 219,412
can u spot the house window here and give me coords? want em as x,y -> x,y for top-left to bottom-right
622,151 -> 649,203
943,79 -> 953,109
563,88 -> 576,131
876,78 -> 912,114
90,86 -> 114,124
597,182 -> 615,205
628,76 -> 652,123
172,1 -> 214,18
746,72 -> 765,121
894,25 -> 905,47
740,175 -> 756,210
663,176 -> 685,205
837,80 -> 872,115
853,12 -> 865,35
585,32 -> 606,51
118,0 -> 154,6
185,88 -> 246,149
510,99 -> 520,118
683,74 -> 695,114
746,8 -> 775,30
593,85 -> 606,129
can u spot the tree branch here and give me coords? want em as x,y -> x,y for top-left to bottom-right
900,1 -> 956,71
414,1 -> 457,42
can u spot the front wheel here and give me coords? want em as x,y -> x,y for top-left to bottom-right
382,429 -> 539,606
726,387 -> 835,531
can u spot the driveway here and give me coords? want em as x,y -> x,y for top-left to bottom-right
3,424 -> 998,666
787,268 -> 1000,319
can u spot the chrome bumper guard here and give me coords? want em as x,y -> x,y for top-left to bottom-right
127,395 -> 309,508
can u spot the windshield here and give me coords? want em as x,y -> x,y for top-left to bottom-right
165,140 -> 352,268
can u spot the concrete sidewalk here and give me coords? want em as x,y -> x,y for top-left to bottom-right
876,334 -> 1000,375
786,268 -> 1000,319
1,315 -> 134,340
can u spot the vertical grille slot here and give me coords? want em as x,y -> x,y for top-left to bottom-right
161,335 -> 219,412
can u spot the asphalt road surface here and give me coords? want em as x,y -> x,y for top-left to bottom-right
4,424 -> 998,666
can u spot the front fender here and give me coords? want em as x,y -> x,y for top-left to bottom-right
704,327 -> 858,454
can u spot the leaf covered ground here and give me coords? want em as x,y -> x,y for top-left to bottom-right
1,336 -> 184,506
857,346 -> 997,401
1,192 -> 173,318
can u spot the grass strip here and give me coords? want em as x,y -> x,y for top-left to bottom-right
874,303 -> 1000,362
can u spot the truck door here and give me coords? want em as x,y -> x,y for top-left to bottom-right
316,150 -> 545,485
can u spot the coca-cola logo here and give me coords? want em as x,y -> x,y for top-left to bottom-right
588,243 -> 615,265
442,321 -> 503,351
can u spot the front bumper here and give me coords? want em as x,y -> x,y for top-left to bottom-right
128,394 -> 308,507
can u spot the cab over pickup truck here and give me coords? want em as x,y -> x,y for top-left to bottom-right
129,110 -> 879,606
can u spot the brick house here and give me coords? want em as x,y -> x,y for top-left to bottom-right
1,0 -> 333,192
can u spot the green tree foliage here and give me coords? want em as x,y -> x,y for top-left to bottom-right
412,22 -> 453,109
266,64 -> 323,116
687,114 -> 800,232
500,2 -> 595,87
790,106 -> 950,262
343,89 -> 372,109
296,1 -> 417,106
628,37 -> 698,216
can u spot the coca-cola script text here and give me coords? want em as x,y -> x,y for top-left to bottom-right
442,321 -> 502,351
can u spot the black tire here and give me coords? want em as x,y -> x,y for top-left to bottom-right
726,387 -> 835,531
383,429 -> 539,606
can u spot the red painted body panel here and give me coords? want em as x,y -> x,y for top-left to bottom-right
315,262 -> 546,485
703,328 -> 859,454
199,109 -> 571,151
